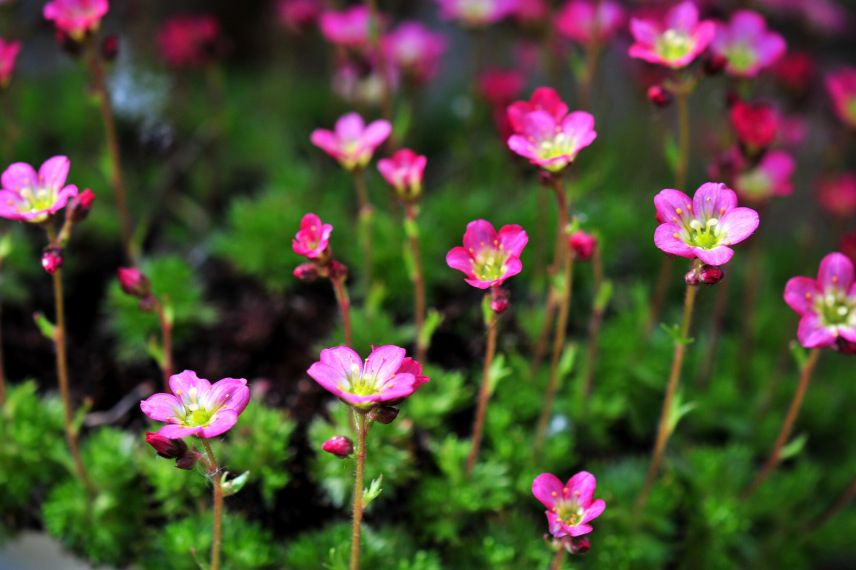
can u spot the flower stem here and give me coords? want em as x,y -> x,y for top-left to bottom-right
534,246 -> 575,457
350,410 -> 369,570
812,473 -> 856,529
331,276 -> 353,348
744,348 -> 821,498
45,224 -> 95,498
635,280 -> 698,513
404,205 -> 427,362
85,42 -> 136,263
352,170 -> 374,288
550,547 -> 565,570
580,246 -> 604,400
466,302 -> 499,474
153,298 -> 173,391
202,439 -> 223,570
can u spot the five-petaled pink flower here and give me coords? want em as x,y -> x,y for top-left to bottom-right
157,14 -> 220,69
307,345 -> 429,409
734,150 -> 795,204
0,156 -> 79,223
710,10 -> 785,78
507,107 -> 597,173
377,148 -> 427,201
383,22 -> 446,84
784,253 -> 856,350
826,68 -> 856,129
628,1 -> 715,69
319,6 -> 371,49
43,0 -> 109,41
654,182 -> 759,266
816,173 -> 856,219
446,220 -> 528,289
0,38 -> 21,88
435,0 -> 517,27
140,370 -> 251,439
532,471 -> 606,538
310,112 -> 392,172
556,0 -> 625,46
292,213 -> 333,259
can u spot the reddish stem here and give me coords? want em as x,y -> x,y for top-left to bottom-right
466,301 -> 499,474
332,276 -> 353,348
404,205 -> 427,362
153,298 -> 173,391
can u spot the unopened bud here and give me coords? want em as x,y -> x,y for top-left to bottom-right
68,189 -> 96,222
328,259 -> 349,281
490,287 -> 510,314
699,265 -> 724,285
101,35 -> 119,61
55,30 -> 84,58
567,536 -> 590,555
538,170 -> 556,187
369,406 -> 399,424
647,85 -> 672,108
293,262 -> 320,282
837,338 -> 856,355
569,231 -> 597,261
41,247 -> 63,275
322,435 -> 354,458
117,267 -> 151,298
175,450 -> 202,470
145,432 -> 189,459
703,53 -> 727,76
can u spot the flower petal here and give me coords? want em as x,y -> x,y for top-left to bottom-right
654,223 -> 694,258
307,362 -> 349,398
532,472 -> 564,509
566,471 -> 597,507
654,189 -> 693,226
198,409 -> 239,438
335,112 -> 366,141
797,314 -> 837,348
817,252 -> 855,292
207,378 -> 250,415
169,370 -> 211,401
784,277 -> 818,315
38,155 -> 70,191
720,207 -> 760,245
463,219 -> 499,252
694,245 -> 734,266
1,162 -> 38,192
363,345 -> 407,385
582,498 -> 606,524
159,423 -> 202,439
568,523 -> 594,537
140,393 -> 182,422
310,129 -> 339,156
446,246 -> 474,275
497,224 -> 528,257
667,1 -> 699,32
693,182 -> 738,219
361,120 -> 392,149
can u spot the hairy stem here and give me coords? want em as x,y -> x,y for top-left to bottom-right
202,439 -> 223,570
466,303 -> 499,474
350,411 -> 368,570
550,547 -> 565,570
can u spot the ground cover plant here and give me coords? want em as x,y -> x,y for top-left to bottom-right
0,0 -> 855,569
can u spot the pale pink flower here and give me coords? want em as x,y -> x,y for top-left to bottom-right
628,1 -> 715,69
734,150 -> 795,203
436,0 -> 518,27
43,0 -> 109,41
0,38 -> 21,88
654,182 -> 759,266
319,6 -> 371,49
0,156 -> 79,223
446,220 -> 528,289
826,68 -> 856,129
532,471 -> 606,538
377,148 -> 427,201
310,112 -> 392,171
711,10 -> 785,78
784,252 -> 856,349
556,0 -> 625,46
383,22 -> 446,84
292,213 -> 333,259
507,109 -> 597,173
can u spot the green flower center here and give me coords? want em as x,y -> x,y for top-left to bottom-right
177,387 -> 217,427
736,169 -> 772,200
537,132 -> 576,162
554,499 -> 584,527
684,217 -> 724,250
341,363 -> 381,396
472,247 -> 508,282
724,43 -> 757,72
655,29 -> 693,62
18,186 -> 57,215
814,288 -> 856,328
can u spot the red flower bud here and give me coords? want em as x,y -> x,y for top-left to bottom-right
101,35 -> 119,62
145,432 -> 189,459
490,286 -> 510,314
647,85 -> 672,108
730,100 -> 779,152
568,536 -> 590,555
41,247 -> 63,275
293,262 -> 320,282
699,265 -> 724,285
328,259 -> 349,281
68,189 -> 96,222
569,231 -> 597,261
322,435 -> 354,458
117,267 -> 151,298
369,406 -> 399,424
175,450 -> 202,470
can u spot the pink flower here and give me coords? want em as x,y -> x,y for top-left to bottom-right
157,14 -> 220,69
307,345 -> 429,409
710,10 -> 785,78
784,252 -> 856,349
446,220 -> 528,289
507,109 -> 597,173
532,471 -> 606,538
507,87 -> 569,134
0,38 -> 21,88
117,266 -> 151,298
331,59 -> 397,107
479,68 -> 526,108
556,0 -> 625,46
569,230 -> 597,261
383,22 -> 446,84
0,156 -> 79,223
319,6 -> 371,49
654,182 -> 759,266
826,68 -> 856,129
292,212 -> 333,259
628,1 -> 715,69
310,112 -> 392,171
140,370 -> 251,439
277,0 -> 322,32
43,0 -> 109,41
377,148 -> 427,201
734,150 -> 795,203
436,0 -> 518,27
730,100 -> 779,151
816,173 -> 856,218
513,0 -> 549,25
322,435 -> 354,458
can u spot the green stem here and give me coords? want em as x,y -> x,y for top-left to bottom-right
404,205 -> 426,362
352,170 -> 374,288
550,547 -> 565,570
202,439 -> 223,570
635,279 -> 698,513
350,411 -> 368,570
466,302 -> 499,474
153,298 -> 173,391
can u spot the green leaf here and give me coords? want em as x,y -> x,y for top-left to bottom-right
222,470 -> 250,496
666,391 -> 696,435
33,311 -> 56,341
778,433 -> 808,462
418,309 -> 443,352
595,279 -> 614,313
362,474 -> 383,509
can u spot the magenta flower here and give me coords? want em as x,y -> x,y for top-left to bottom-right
319,6 -> 371,49
730,100 -> 779,151
436,0 -> 517,27
507,87 -> 569,134
784,253 -> 856,349
734,150 -> 795,203
556,0 -> 625,46
310,112 -> 392,172
513,0 -> 548,25
157,14 -> 220,69
479,68 -> 525,109
383,22 -> 446,84
0,156 -> 79,223
307,345 -> 428,409
654,182 -> 759,266
277,0 -> 322,32
0,38 -> 21,88
140,370 -> 250,439
628,1 -> 715,69
507,109 -> 597,173
532,471 -> 606,538
292,212 -> 333,259
826,68 -> 856,129
816,173 -> 856,219
446,220 -> 528,289
43,0 -> 109,41
710,10 -> 785,78
377,148 -> 427,200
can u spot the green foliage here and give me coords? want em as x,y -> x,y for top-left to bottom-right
106,255 -> 216,363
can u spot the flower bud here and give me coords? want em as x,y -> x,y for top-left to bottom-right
699,265 -> 724,285
703,53 -> 727,76
101,35 -> 119,62
145,432 -> 189,459
567,536 -> 590,555
369,406 -> 399,424
490,287 -> 510,314
322,435 -> 354,458
569,231 -> 597,261
293,262 -> 320,282
117,267 -> 151,298
837,338 -> 856,355
647,85 -> 672,108
41,247 -> 63,275
685,268 -> 701,286
68,189 -> 96,222
538,170 -> 556,187
328,259 -> 349,281
175,450 -> 202,470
